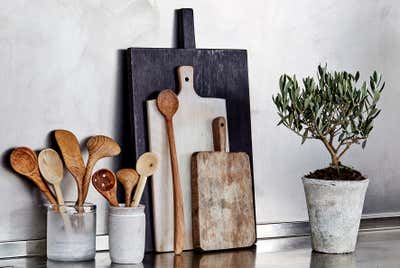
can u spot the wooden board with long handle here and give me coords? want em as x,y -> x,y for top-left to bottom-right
191,117 -> 256,251
146,66 -> 228,252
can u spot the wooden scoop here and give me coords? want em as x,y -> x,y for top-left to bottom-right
82,135 -> 121,203
116,169 -> 139,207
54,130 -> 85,206
156,89 -> 184,255
131,152 -> 159,207
10,147 -> 57,205
92,169 -> 118,207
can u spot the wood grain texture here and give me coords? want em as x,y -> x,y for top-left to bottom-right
131,152 -> 159,208
54,130 -> 85,206
92,169 -> 119,207
126,9 -> 254,252
191,118 -> 256,251
156,90 -> 185,255
147,67 -> 227,252
116,169 -> 139,206
192,152 -> 255,250
10,147 -> 57,205
83,135 -> 121,203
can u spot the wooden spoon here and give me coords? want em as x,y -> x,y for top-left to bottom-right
156,89 -> 184,255
92,169 -> 118,207
38,148 -> 72,230
54,130 -> 85,206
38,149 -> 65,206
131,152 -> 159,207
82,136 -> 121,203
10,147 -> 57,205
116,169 -> 139,206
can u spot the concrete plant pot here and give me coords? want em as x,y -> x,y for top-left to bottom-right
302,177 -> 369,254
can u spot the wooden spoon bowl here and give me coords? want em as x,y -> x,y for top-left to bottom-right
131,152 -> 159,207
92,169 -> 118,207
136,152 -> 159,177
156,89 -> 179,120
116,169 -> 139,206
10,147 -> 57,205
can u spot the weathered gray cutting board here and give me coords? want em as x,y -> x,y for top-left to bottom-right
146,66 -> 228,252
191,117 -> 256,251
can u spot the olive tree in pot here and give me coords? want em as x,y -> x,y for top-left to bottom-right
273,65 -> 384,254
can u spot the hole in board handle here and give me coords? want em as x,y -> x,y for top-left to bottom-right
185,77 -> 189,82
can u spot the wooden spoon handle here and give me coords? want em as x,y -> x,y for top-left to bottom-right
166,119 -> 184,255
34,175 -> 57,205
54,183 -> 65,205
131,176 -> 147,207
212,117 -> 227,152
81,158 -> 96,205
125,191 -> 132,207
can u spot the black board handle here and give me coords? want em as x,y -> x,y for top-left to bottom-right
177,8 -> 196,49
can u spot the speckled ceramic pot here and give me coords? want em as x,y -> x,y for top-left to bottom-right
109,204 -> 145,264
302,177 -> 369,254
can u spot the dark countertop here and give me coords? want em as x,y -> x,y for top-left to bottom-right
1,229 -> 400,267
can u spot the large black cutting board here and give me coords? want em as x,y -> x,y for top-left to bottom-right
126,9 -> 254,252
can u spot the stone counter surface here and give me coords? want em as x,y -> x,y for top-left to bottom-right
1,229 -> 400,267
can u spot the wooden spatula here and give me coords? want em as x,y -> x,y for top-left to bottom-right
10,147 -> 57,205
156,89 -> 184,255
92,169 -> 118,207
116,169 -> 139,206
82,135 -> 121,203
191,117 -> 256,251
54,130 -> 85,206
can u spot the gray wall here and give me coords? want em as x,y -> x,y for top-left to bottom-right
0,0 -> 399,242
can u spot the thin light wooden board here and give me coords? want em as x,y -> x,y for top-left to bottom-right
146,66 -> 228,252
191,151 -> 256,251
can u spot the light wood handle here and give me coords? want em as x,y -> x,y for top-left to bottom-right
177,66 -> 196,97
131,176 -> 147,207
54,183 -> 73,231
166,119 -> 185,255
212,117 -> 227,152
54,183 -> 65,205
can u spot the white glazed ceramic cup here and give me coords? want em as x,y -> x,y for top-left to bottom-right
109,204 -> 146,264
46,202 -> 96,261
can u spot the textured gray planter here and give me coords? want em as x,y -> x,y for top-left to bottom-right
302,177 -> 369,254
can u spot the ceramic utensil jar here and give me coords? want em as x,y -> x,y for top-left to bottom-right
47,202 -> 96,261
109,204 -> 146,264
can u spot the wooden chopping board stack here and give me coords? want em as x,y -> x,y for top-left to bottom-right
146,66 -> 228,252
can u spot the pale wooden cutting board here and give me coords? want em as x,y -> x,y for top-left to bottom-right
146,66 -> 228,252
191,117 -> 256,251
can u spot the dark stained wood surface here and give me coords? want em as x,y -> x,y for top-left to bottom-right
126,8 -> 254,252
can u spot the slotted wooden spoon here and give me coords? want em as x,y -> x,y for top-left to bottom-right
54,130 -> 85,206
82,135 -> 121,203
131,152 -> 159,207
10,147 -> 57,205
156,89 -> 184,255
92,169 -> 118,207
116,169 -> 139,206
